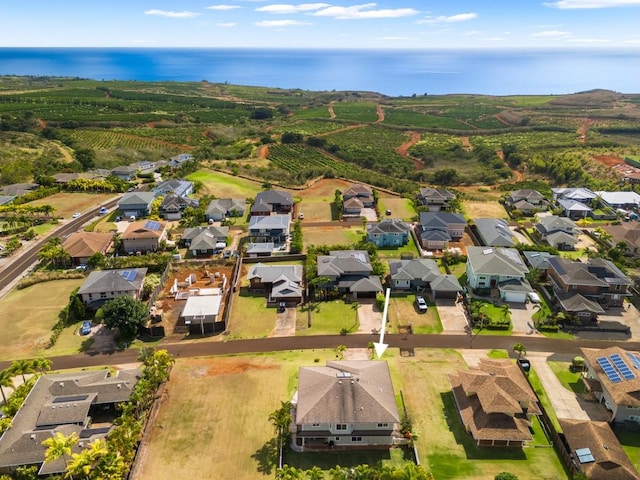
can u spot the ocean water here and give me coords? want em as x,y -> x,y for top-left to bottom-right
0,48 -> 637,97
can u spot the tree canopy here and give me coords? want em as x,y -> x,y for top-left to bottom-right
101,296 -> 148,340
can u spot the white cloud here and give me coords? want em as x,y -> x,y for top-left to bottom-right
313,4 -> 419,19
144,9 -> 200,18
206,5 -> 242,10
530,30 -> 571,37
566,37 -> 611,42
254,19 -> 312,26
217,22 -> 238,27
465,30 -> 481,35
418,12 -> 477,24
256,3 -> 330,14
544,0 -> 640,8
380,36 -> 414,41
623,38 -> 640,43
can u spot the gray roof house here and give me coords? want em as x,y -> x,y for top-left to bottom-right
169,153 -> 194,168
110,165 -> 138,181
522,251 -> 557,272
416,187 -> 455,211
77,268 -> 147,307
0,369 -> 140,476
418,212 -> 466,250
506,189 -> 544,205
557,198 -> 592,220
291,361 -> 400,452
246,242 -> 275,257
153,179 -> 194,198
595,191 -> 640,210
250,190 -> 294,216
0,183 -> 39,197
181,226 -> 229,256
466,246 -> 531,302
118,191 -> 156,219
474,218 -> 516,248
552,187 -> 597,204
389,258 -> 462,298
317,250 -> 382,298
247,263 -> 303,305
248,214 -> 291,245
0,195 -> 15,206
205,198 -> 246,221
159,194 -> 198,220
536,215 -> 576,236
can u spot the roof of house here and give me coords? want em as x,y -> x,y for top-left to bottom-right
111,165 -> 138,174
254,189 -> 293,207
419,211 -> 466,230
271,277 -> 303,299
77,268 -> 147,296
420,229 -> 452,242
389,258 -> 441,282
181,294 -> 222,319
508,189 -> 545,202
343,197 -> 364,210
154,179 -> 192,195
367,218 -> 410,235
418,187 -> 455,202
557,198 -> 593,212
182,226 -> 229,242
512,200 -> 537,211
522,251 -> 557,270
247,263 -> 303,284
295,361 -> 400,425
595,191 -> 640,207
498,278 -> 532,293
350,276 -> 383,293
466,246 -> 528,277
249,214 -> 291,230
0,195 -> 15,206
557,292 -> 605,314
118,191 -> 155,207
430,274 -> 463,292
160,194 -> 198,211
548,257 -> 632,287
206,198 -> 246,216
448,358 -> 540,443
0,183 -> 39,196
122,220 -> 167,240
581,347 -> 640,409
604,223 -> 640,251
246,242 -> 275,254
559,419 -> 640,480
536,215 -> 576,235
474,218 -> 515,247
343,184 -> 373,197
317,250 -> 372,277
0,369 -> 140,473
62,231 -> 113,259
552,187 -> 597,201
546,231 -> 579,246
189,230 -> 224,251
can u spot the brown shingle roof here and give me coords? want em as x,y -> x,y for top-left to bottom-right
63,231 -> 113,259
581,347 -> 640,408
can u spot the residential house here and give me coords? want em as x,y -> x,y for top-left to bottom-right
317,250 -> 382,298
522,251 -> 556,279
62,231 -> 113,266
506,189 -> 545,206
595,191 -> 640,210
557,198 -> 592,220
246,242 -> 275,257
248,215 -> 290,245
389,258 -> 462,298
547,257 -> 632,319
247,263 -> 303,306
0,195 -> 15,206
0,369 -> 140,477
535,216 -> 578,251
417,212 -> 466,250
466,246 -> 531,302
159,194 -> 198,220
205,198 -> 246,221
559,418 -> 640,480
168,153 -> 194,169
0,183 -> 39,197
121,220 -> 167,254
118,191 -> 156,219
181,226 -> 229,256
153,179 -> 194,198
77,268 -> 147,307
581,347 -> 640,426
110,165 -> 138,181
250,190 -> 294,216
366,219 -> 410,247
416,187 -> 455,212
603,223 -> 640,256
448,358 -> 541,447
290,361 -> 400,452
552,187 -> 597,204
342,184 -> 374,206
474,218 -> 516,248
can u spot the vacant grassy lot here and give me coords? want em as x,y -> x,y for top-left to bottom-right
187,169 -> 263,198
138,350 -> 567,480
226,290 -> 273,339
377,195 -> 416,221
302,226 -> 363,249
0,279 -> 84,361
296,299 -> 358,336
462,201 -> 508,220
29,192 -> 115,219
387,295 -> 442,334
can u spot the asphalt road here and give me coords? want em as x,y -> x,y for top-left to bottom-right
3,333 -> 638,371
0,196 -> 121,293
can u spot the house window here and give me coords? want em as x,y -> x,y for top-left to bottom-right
615,284 -> 622,291
351,436 -> 363,442
312,423 -> 320,427
100,293 -> 107,299
336,424 -> 347,430
377,423 -> 388,428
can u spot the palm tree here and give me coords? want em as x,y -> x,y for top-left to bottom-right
10,359 -> 35,383
512,342 -> 527,359
532,304 -> 543,327
501,303 -> 511,320
32,357 -> 52,376
66,439 -> 107,479
42,431 -> 79,479
0,369 -> 14,405
335,344 -> 347,360
306,466 -> 324,480
351,301 -> 359,325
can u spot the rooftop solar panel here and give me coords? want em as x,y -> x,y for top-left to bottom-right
576,448 -> 595,464
120,270 -> 137,282
53,395 -> 90,404
610,353 -> 635,380
144,220 -> 161,231
597,357 -> 622,383
626,352 -> 640,370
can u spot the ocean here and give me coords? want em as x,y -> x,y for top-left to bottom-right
0,48 -> 637,97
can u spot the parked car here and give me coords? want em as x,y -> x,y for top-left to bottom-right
223,250 -> 231,259
528,292 -> 541,303
75,264 -> 88,271
298,212 -> 304,219
278,302 -> 286,313
415,296 -> 428,313
99,207 -> 108,215
385,209 -> 392,215
80,321 -> 92,335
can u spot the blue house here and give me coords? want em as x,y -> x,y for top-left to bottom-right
366,219 -> 410,247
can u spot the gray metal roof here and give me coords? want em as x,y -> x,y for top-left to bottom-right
467,246 -> 528,277
474,218 -> 515,247
77,268 -> 147,295
247,263 -> 302,283
249,214 -> 291,230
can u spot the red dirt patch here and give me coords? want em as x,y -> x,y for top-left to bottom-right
460,136 -> 472,151
494,113 -> 512,126
258,145 -> 269,159
577,118 -> 594,142
182,357 -> 278,377
593,154 -> 624,167
375,104 -> 384,123
328,102 -> 336,119
396,132 -> 420,157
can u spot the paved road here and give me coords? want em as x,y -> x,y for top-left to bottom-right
3,333 -> 639,371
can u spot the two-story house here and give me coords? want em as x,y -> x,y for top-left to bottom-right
159,194 -> 198,221
248,215 -> 290,245
247,263 -> 303,306
466,246 -> 531,302
342,184 -> 374,216
118,191 -> 156,219
366,219 -> 410,247
505,189 -> 545,215
250,190 -> 294,216
77,268 -> 147,307
416,187 -> 455,212
535,215 -> 578,251
317,250 -> 382,298
121,220 -> 167,254
474,218 -> 516,248
290,361 -> 400,452
417,212 -> 466,250
181,226 -> 229,256
153,179 -> 194,198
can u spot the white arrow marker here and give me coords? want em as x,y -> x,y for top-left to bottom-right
373,288 -> 391,358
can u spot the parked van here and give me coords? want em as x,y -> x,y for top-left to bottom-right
129,215 -> 136,222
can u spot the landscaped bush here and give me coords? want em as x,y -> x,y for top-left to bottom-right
16,271 -> 85,290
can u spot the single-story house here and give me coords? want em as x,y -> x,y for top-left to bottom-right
291,360 -> 400,452
246,242 -> 275,257
0,183 -> 39,197
0,195 -> 16,206
416,187 -> 455,211
474,218 -> 516,248
121,219 -> 167,254
153,179 -> 194,198
247,263 -> 303,306
62,231 -> 113,265
180,291 -> 223,334
205,198 -> 246,221
169,153 -> 194,169
366,219 -> 410,247
546,231 -> 579,251
159,194 -> 198,220
181,226 -> 229,256
342,184 -> 374,206
77,268 -> 147,307
317,250 -> 382,298
388,258 -> 440,291
595,191 -> 640,210
506,189 -> 545,206
110,165 -> 138,181
557,198 -> 592,220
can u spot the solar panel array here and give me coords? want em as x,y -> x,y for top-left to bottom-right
120,270 -> 137,282
626,351 -> 640,370
610,353 -> 635,380
144,220 -> 162,231
576,448 -> 595,464
597,357 -> 621,383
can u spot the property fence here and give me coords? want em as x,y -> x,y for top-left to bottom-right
147,260 -> 172,307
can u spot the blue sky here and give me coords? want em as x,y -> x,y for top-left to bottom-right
2,0 -> 639,49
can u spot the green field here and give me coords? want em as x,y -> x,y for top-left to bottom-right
186,169 -> 263,198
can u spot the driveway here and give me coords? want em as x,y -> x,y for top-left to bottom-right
270,308 -> 296,337
360,208 -> 378,222
356,299 -> 383,334
436,299 -> 469,333
508,302 -> 540,336
509,226 -> 531,245
598,303 -> 640,339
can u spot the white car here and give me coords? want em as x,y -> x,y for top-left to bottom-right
72,212 -> 81,218
529,292 -> 541,303
415,296 -> 428,313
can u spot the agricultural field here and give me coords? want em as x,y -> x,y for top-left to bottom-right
470,131 -> 579,150
383,108 -> 467,129
269,119 -> 350,136
267,144 -> 353,176
331,101 -> 379,122
64,129 -> 184,152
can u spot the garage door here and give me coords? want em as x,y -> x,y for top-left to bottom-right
501,291 -> 528,303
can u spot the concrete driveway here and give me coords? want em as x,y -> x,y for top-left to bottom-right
508,302 -> 540,336
355,299 -> 383,334
436,299 -> 469,333
271,308 -> 296,337
598,303 -> 640,338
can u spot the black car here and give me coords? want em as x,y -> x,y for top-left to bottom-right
278,302 -> 286,313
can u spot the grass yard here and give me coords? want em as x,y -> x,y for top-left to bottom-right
0,279 -> 85,361
462,201 -> 508,220
387,295 -> 442,334
302,226 -> 363,249
548,361 -> 586,394
617,430 -> 640,474
297,200 -> 333,222
29,192 -> 115,219
296,300 -> 358,336
187,169 -> 263,198
377,195 -> 416,221
226,290 -> 273,339
394,349 -> 567,480
376,236 -> 420,261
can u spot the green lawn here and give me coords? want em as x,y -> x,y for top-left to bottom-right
226,290 -> 272,339
376,236 -> 420,261
469,299 -> 512,335
377,196 -> 416,222
548,361 -> 586,393
387,295 -> 442,334
296,300 -> 358,336
187,169 -> 262,198
302,226 -> 363,249
617,430 -> 640,474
